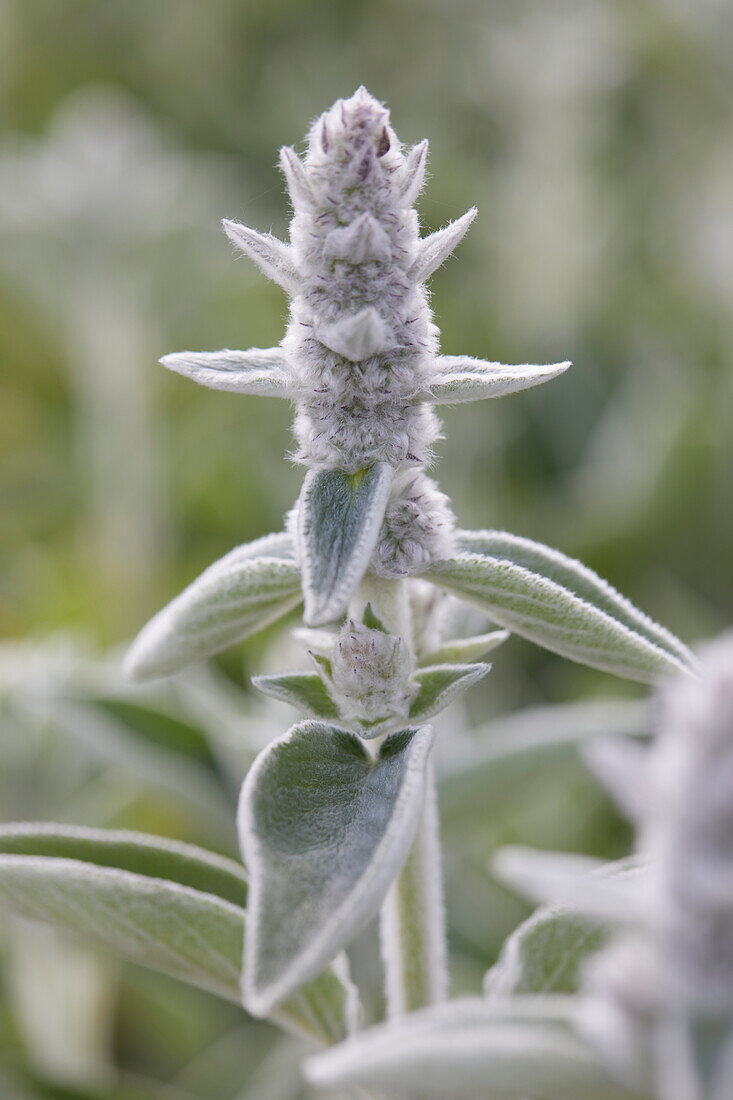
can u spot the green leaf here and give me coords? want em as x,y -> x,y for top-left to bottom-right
239,720 -> 433,1016
251,671 -> 340,719
0,827 -> 356,1045
485,906 -> 613,996
124,532 -> 302,680
298,464 -> 394,627
408,663 -> 491,720
362,602 -> 388,632
428,357 -> 571,405
0,854 -> 244,1003
420,629 -> 509,666
428,529 -> 696,682
0,822 -> 248,908
305,996 -> 641,1099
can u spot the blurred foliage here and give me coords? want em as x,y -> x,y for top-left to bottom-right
0,0 -> 732,1096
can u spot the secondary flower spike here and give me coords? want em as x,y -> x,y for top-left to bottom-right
161,87 -> 570,476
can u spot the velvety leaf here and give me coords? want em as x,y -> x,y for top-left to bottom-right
362,602 -> 388,632
305,996 -> 641,1099
239,720 -> 433,1016
0,854 -> 244,1003
251,671 -> 340,719
160,347 -> 293,396
420,629 -> 509,666
408,663 -> 491,720
298,464 -> 394,627
428,529 -> 696,682
125,532 -> 302,680
0,844 -> 355,1045
406,208 -> 477,282
222,219 -> 301,294
427,359 -> 571,404
485,906 -> 613,996
0,822 -> 248,908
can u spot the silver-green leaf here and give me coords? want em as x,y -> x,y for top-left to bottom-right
419,628 -> 509,666
305,996 -> 642,1099
251,671 -> 340,719
0,831 -> 356,1046
409,662 -> 491,720
428,529 -> 696,682
485,858 -> 643,999
427,358 -> 571,404
485,906 -> 613,997
239,720 -> 433,1016
298,464 -> 394,627
0,822 -> 248,908
124,532 -> 302,680
160,347 -> 294,397
0,854 -> 244,1003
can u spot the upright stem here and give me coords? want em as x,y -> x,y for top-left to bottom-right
351,573 -> 449,1015
379,759 -> 448,1016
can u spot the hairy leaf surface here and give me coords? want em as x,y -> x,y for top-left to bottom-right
299,464 -> 394,626
125,532 -> 301,680
428,358 -> 570,404
160,347 -> 293,396
239,720 -> 433,1016
485,907 -> 612,996
428,529 -> 695,682
305,996 -> 640,1099
409,663 -> 491,720
251,671 -> 339,719
0,832 -> 356,1045
0,822 -> 248,907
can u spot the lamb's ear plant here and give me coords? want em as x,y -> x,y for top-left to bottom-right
0,88 -> 700,1095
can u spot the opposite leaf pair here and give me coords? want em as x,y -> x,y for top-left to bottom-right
254,610 -> 496,737
125,523 -> 695,686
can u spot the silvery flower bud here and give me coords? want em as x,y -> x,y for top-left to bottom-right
371,470 -> 456,578
329,620 -> 416,723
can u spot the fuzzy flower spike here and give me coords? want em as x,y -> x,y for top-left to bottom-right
124,89 -> 697,1036
161,88 -> 570,622
128,90 -> 693,692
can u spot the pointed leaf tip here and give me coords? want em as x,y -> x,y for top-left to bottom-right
239,721 -> 433,1015
408,207 -> 478,283
428,528 -> 695,683
222,218 -> 300,294
159,347 -> 293,397
409,662 -> 491,720
400,139 -> 429,204
125,532 -> 301,680
299,464 -> 395,627
279,145 -> 315,208
428,358 -> 571,405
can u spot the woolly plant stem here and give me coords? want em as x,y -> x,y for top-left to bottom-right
379,757 -> 447,1015
357,573 -> 447,1015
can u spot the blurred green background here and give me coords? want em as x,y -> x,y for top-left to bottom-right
0,0 -> 731,1096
